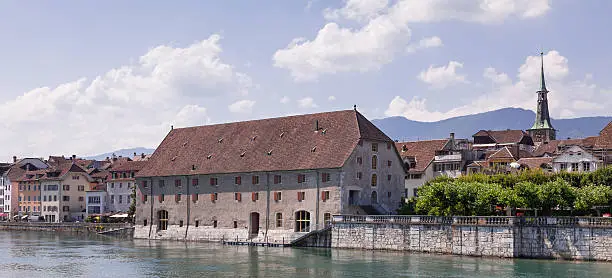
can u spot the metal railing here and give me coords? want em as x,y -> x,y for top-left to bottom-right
333,215 -> 612,227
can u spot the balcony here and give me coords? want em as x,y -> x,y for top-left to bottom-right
434,154 -> 462,162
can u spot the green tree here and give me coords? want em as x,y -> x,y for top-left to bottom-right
537,178 -> 576,216
574,185 -> 612,214
128,186 -> 136,223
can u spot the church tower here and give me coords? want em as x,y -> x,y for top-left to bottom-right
527,52 -> 556,143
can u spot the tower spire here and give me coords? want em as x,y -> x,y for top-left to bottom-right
539,52 -> 547,92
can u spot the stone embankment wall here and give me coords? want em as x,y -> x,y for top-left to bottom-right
0,222 -> 133,235
332,215 -> 612,261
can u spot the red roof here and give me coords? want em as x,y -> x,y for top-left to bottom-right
516,157 -> 553,170
111,161 -> 148,172
137,110 -> 393,177
474,130 -> 531,145
488,147 -> 515,160
395,139 -> 449,173
595,121 -> 612,149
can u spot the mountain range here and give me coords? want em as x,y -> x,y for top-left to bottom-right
85,147 -> 155,161
84,108 -> 611,159
372,108 -> 612,142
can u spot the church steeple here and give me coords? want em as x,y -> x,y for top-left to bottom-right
528,52 -> 556,143
539,52 -> 547,92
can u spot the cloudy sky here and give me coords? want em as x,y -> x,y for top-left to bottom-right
0,0 -> 611,160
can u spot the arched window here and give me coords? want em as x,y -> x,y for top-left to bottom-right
158,210 -> 169,230
276,213 -> 283,228
371,191 -> 378,204
371,155 -> 377,169
371,174 -> 377,187
295,210 -> 311,232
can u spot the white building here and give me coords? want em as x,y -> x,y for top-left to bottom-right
85,190 -> 108,218
552,145 -> 601,173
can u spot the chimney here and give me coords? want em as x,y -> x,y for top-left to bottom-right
134,152 -> 137,157
13,156 -> 16,163
141,153 -> 145,159
450,132 -> 455,141
314,120 -> 319,131
72,154 -> 76,160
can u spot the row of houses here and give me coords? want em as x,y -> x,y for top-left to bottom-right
0,153 -> 149,221
395,122 -> 612,198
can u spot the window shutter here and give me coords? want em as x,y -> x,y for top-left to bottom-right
321,191 -> 326,201
141,194 -> 145,202
252,192 -> 256,201
210,193 -> 215,201
237,193 -> 242,202
192,194 -> 197,203
158,195 -> 162,202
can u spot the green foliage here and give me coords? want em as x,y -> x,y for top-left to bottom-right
416,181 -> 502,216
537,179 -> 576,215
397,198 -> 417,215
574,185 -> 612,212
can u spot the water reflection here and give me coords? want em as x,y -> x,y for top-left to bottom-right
0,231 -> 611,278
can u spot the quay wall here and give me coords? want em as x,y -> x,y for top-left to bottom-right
332,216 -> 612,261
0,222 -> 133,235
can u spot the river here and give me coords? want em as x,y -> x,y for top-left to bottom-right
0,231 -> 610,277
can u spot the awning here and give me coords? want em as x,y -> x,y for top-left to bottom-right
21,215 -> 29,220
0,213 -> 8,217
110,213 -> 129,218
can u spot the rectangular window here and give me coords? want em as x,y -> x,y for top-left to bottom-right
211,193 -> 218,202
252,175 -> 259,185
322,173 -> 331,183
321,191 -> 330,201
63,185 -> 70,191
387,175 -> 392,181
233,221 -> 238,229
62,206 -> 69,212
234,192 -> 242,202
276,213 -> 283,228
213,220 -> 218,228
210,177 -> 218,186
413,188 -> 419,197
159,180 -> 165,187
297,191 -> 305,202
274,175 -> 282,184
175,179 -> 182,187
195,220 -> 199,227
78,196 -> 84,202
235,176 -> 241,185
297,174 -> 306,183
252,192 -> 259,201
357,157 -> 363,165
357,172 -> 362,180
571,163 -> 579,172
583,162 -> 590,172
119,183 -> 123,188
175,194 -> 181,203
372,143 -> 378,152
560,163 -> 567,171
63,196 -> 70,202
142,195 -> 148,203
387,160 -> 392,167
144,219 -> 148,226
143,181 -> 148,188
192,194 -> 198,203
119,195 -> 123,204
53,195 -> 57,201
78,185 -> 85,191
192,178 -> 199,187
158,194 -> 164,203
273,191 -> 281,201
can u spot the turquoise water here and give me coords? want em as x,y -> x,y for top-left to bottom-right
0,231 -> 610,277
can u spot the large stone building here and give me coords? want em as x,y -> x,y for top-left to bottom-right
527,53 -> 556,143
134,109 -> 406,242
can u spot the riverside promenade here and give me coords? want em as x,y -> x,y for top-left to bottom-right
332,215 -> 612,261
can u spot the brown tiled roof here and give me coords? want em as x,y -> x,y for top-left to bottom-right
467,160 -> 487,168
595,121 -> 612,149
516,157 -> 553,170
532,138 -> 596,157
137,110 -> 393,177
473,130 -> 530,144
111,161 -> 148,172
488,147 -> 515,160
395,139 -> 449,173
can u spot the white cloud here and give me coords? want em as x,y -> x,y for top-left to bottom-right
386,50 -> 612,122
280,96 -> 290,104
323,0 -> 389,22
228,99 -> 256,114
298,97 -> 318,108
274,0 -> 550,81
328,95 -> 336,101
0,34 -> 252,160
418,61 -> 468,89
406,36 -> 443,53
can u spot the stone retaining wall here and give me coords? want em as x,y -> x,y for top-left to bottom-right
332,215 -> 612,261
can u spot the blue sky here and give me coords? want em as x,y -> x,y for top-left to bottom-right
0,0 -> 611,159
